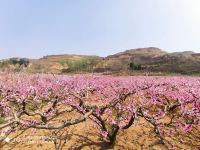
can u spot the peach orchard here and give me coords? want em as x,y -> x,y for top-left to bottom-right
0,73 -> 199,149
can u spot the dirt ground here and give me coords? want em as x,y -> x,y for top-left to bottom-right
0,112 -> 200,150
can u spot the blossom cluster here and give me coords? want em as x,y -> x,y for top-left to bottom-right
0,73 -> 199,148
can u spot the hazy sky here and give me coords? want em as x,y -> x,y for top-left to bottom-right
0,0 -> 200,59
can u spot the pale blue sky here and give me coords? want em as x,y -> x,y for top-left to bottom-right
0,0 -> 200,59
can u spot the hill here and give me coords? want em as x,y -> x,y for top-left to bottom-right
0,47 -> 200,75
101,47 -> 200,74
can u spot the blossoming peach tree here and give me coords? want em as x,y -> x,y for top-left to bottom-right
0,73 -> 199,149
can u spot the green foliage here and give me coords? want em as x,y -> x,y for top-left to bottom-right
129,62 -> 142,70
9,58 -> 29,67
61,58 -> 97,72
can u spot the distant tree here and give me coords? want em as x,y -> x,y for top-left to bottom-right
9,58 -> 29,67
129,62 -> 134,70
18,58 -> 29,67
9,58 -> 19,65
136,64 -> 142,70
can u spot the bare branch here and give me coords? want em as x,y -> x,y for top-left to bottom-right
23,110 -> 93,130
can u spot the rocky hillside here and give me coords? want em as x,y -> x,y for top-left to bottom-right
0,47 -> 200,74
101,47 -> 200,74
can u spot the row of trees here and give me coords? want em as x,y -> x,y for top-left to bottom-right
0,74 -> 199,149
9,58 -> 29,67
